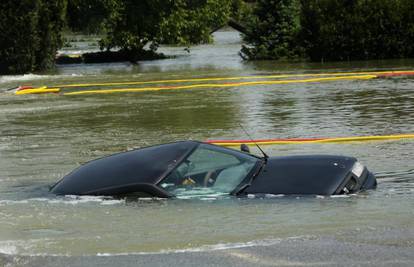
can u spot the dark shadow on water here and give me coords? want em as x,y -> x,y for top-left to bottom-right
0,183 -> 54,201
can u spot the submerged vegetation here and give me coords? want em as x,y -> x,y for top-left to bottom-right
1,0 -> 414,74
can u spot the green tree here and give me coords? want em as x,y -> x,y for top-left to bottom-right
66,0 -> 110,34
100,0 -> 234,59
36,1 -> 67,70
0,0 -> 40,74
159,0 -> 232,45
98,0 -> 170,61
0,0 -> 67,74
299,0 -> 414,61
240,0 -> 301,60
242,0 -> 414,61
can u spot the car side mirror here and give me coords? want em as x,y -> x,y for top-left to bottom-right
240,144 -> 250,153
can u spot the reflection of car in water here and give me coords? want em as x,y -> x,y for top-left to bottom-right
50,141 -> 377,197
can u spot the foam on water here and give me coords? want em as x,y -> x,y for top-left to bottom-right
330,194 -> 351,198
96,236 -> 312,256
0,239 -> 69,257
0,236 -> 312,257
0,196 -> 125,206
0,103 -> 93,115
0,242 -> 17,255
0,192 -> 355,207
0,73 -> 83,85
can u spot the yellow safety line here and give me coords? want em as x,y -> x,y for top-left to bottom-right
210,134 -> 414,147
63,75 -> 377,95
49,69 -> 414,88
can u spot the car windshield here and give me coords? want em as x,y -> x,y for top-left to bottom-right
158,143 -> 259,197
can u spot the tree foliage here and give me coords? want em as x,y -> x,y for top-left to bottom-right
0,0 -> 66,74
299,0 -> 414,61
159,0 -> 232,45
240,0 -> 301,60
98,0 -> 168,56
66,0 -> 110,34
100,0 -> 234,55
0,0 -> 238,73
4,0 -> 413,74
242,0 -> 414,61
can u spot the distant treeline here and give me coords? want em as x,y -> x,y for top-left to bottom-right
242,0 -> 414,61
0,0 -> 240,74
1,0 -> 414,74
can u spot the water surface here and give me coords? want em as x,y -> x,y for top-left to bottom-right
0,29 -> 413,263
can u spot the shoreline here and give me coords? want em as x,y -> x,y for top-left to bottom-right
56,50 -> 168,65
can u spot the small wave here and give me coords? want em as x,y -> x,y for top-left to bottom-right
53,195 -> 125,205
0,196 -> 124,206
0,200 -> 29,205
247,194 -> 288,199
375,169 -> 414,180
176,193 -> 229,200
0,239 -> 68,257
0,73 -> 83,85
97,236 -> 313,257
0,236 -> 312,257
0,103 -> 98,115
330,194 -> 351,198
0,243 -> 17,255
173,187 -> 230,200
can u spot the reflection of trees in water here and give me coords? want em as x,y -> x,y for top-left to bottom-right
261,95 -> 298,130
309,83 -> 414,130
128,92 -> 240,132
13,91 -> 240,136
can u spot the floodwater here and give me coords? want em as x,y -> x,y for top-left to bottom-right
0,29 -> 413,266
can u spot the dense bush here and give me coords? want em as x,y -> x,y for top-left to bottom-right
36,1 -> 67,70
159,0 -> 232,45
100,0 -> 234,58
299,0 -> 414,61
66,0 -> 110,34
0,0 -> 66,74
240,0 -> 301,60
242,0 -> 414,61
3,0 -> 414,74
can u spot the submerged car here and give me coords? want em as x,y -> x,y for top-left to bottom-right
50,141 -> 377,197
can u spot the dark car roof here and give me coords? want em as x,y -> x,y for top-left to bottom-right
51,141 -> 199,195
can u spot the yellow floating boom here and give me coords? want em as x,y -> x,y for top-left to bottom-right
13,70 -> 414,96
62,75 -> 377,95
51,69 -> 414,88
14,86 -> 60,95
207,134 -> 414,147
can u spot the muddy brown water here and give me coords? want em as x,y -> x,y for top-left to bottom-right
0,30 -> 413,264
